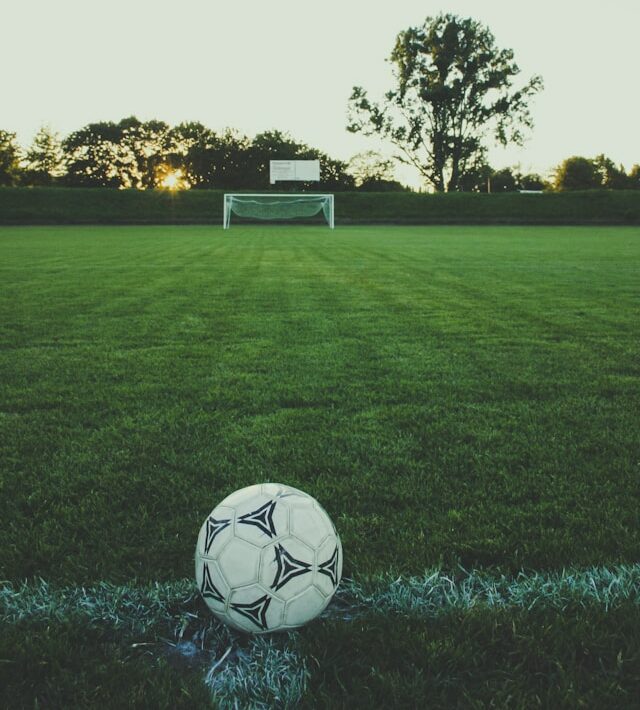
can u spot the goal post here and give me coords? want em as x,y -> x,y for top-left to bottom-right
223,194 -> 335,229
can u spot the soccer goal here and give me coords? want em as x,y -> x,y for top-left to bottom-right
223,194 -> 335,229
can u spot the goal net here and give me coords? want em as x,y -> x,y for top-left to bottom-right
223,194 -> 334,229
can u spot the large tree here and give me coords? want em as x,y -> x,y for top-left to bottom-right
347,14 -> 543,192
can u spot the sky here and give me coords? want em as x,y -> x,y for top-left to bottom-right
3,0 -> 639,187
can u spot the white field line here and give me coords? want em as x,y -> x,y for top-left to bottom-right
204,638 -> 310,710
2,565 -> 640,629
0,579 -> 196,632
2,565 -> 639,707
332,564 -> 640,619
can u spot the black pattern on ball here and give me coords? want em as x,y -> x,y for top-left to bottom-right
237,500 -> 278,538
204,516 -> 231,554
230,594 -> 272,630
271,544 -> 312,591
200,562 -> 225,603
318,546 -> 340,587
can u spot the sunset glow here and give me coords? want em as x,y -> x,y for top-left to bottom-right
159,169 -> 189,190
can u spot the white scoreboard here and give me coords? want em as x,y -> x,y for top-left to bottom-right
270,160 -> 320,184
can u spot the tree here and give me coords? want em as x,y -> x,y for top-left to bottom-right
116,117 -> 177,189
320,157 -> 356,191
347,13 -> 543,192
170,122 -> 222,188
518,172 -> 547,191
456,159 -> 492,192
347,151 -> 406,191
592,154 -> 629,189
347,151 -> 394,184
23,126 -> 65,185
63,117 -> 181,188
63,122 -> 123,187
214,129 -> 253,189
553,156 -> 600,191
489,167 -> 519,192
553,156 -> 637,191
0,130 -> 22,186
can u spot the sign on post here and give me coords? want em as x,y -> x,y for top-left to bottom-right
270,160 -> 320,184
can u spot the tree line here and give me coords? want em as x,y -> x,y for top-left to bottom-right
459,157 -> 640,192
0,122 -> 416,192
0,122 -> 371,191
1,122 -> 636,193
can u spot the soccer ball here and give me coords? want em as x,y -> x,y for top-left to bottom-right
195,483 -> 342,633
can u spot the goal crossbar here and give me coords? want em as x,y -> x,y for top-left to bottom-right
223,193 -> 334,229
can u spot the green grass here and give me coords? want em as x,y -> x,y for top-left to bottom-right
1,224 -> 639,707
2,186 -> 640,225
300,603 -> 640,709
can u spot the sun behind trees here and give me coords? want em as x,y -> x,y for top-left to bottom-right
61,120 -> 355,191
0,120 -> 357,191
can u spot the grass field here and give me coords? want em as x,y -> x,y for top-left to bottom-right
1,224 -> 639,707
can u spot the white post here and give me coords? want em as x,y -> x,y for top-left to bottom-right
223,194 -> 229,229
330,195 -> 335,229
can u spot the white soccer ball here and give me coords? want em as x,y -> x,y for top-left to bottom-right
195,483 -> 342,633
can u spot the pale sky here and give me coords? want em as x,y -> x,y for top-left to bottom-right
3,0 -> 639,187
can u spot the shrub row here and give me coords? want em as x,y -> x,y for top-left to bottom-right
1,187 -> 639,225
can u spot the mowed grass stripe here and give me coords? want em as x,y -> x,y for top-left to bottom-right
0,225 -> 639,584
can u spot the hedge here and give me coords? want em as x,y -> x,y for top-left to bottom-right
0,187 -> 639,225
